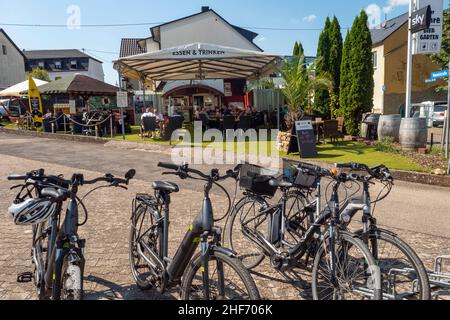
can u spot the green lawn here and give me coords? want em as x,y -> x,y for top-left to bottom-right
282,141 -> 426,172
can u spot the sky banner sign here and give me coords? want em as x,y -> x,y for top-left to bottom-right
413,0 -> 444,55
28,76 -> 43,130
411,5 -> 432,33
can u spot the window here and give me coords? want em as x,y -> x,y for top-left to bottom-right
2,45 -> 6,55
70,60 -> 77,69
54,61 -> 62,69
38,61 -> 45,68
372,51 -> 377,69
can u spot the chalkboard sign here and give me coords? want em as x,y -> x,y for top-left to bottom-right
295,120 -> 318,158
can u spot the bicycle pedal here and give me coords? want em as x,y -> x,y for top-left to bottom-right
17,272 -> 33,283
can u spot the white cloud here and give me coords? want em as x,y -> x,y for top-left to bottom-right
366,4 -> 382,27
302,14 -> 317,23
383,0 -> 410,16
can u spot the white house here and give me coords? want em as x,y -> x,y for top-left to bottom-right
0,29 -> 26,91
24,49 -> 105,82
119,7 -> 264,115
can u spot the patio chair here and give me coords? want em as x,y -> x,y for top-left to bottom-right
322,120 -> 342,143
141,116 -> 157,138
222,115 -> 235,138
164,116 -> 184,145
199,113 -> 210,132
238,115 -> 252,132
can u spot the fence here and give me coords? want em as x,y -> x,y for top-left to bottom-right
17,112 -> 117,139
252,89 -> 285,113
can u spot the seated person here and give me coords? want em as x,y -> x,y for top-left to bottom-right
141,108 -> 157,138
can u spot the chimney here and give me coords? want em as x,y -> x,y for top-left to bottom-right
201,6 -> 210,13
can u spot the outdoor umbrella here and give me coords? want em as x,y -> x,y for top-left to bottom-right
114,42 -> 281,83
0,78 -> 48,97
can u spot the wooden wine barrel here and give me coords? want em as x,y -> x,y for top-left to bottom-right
378,115 -> 401,142
399,118 -> 427,150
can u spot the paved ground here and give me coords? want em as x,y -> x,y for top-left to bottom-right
0,132 -> 449,300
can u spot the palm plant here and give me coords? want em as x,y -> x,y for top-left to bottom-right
280,55 -> 332,131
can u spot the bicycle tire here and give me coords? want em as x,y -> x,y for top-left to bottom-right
180,250 -> 260,300
312,231 -> 382,300
357,229 -> 431,300
225,196 -> 270,270
129,203 -> 162,290
60,257 -> 83,300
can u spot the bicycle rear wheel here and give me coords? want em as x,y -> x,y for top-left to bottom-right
358,229 -> 430,300
312,231 -> 382,300
225,196 -> 270,270
181,251 -> 260,300
129,203 -> 163,291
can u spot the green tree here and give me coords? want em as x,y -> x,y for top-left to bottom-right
339,30 -> 353,118
281,55 -> 332,131
293,41 -> 300,56
28,67 -> 51,82
431,4 -> 449,68
341,11 -> 374,136
329,16 -> 343,117
314,17 -> 332,118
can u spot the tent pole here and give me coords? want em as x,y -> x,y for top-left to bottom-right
118,64 -> 126,141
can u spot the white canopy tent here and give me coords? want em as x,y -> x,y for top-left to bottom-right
114,42 -> 281,83
0,78 -> 48,97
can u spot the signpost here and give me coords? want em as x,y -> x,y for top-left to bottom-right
117,91 -> 128,141
405,0 -> 443,119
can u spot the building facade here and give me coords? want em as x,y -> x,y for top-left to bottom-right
0,29 -> 26,90
119,7 -> 264,116
371,13 -> 447,115
24,49 -> 104,82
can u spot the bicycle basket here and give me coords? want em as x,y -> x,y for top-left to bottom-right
282,159 -> 318,189
239,163 -> 279,197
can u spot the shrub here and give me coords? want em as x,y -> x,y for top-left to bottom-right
375,137 -> 397,153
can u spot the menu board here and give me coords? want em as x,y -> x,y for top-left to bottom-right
295,120 -> 318,159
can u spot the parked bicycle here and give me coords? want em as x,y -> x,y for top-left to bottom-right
328,162 -> 430,300
226,163 -> 381,300
7,168 -> 135,300
129,162 -> 260,300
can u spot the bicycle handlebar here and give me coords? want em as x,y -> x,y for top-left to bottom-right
158,162 -> 238,182
334,162 -> 393,182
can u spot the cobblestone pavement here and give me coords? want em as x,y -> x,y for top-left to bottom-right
0,134 -> 449,300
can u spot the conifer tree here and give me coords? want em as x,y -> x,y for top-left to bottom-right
314,17 -> 332,117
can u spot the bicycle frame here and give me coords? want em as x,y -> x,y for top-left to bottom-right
136,177 -> 231,295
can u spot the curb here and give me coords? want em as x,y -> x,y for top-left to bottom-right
1,128 -> 449,188
0,127 -> 109,144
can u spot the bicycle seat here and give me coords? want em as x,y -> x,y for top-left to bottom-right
152,181 -> 180,194
269,179 -> 293,189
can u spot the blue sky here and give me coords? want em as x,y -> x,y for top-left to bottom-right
2,0 -> 449,85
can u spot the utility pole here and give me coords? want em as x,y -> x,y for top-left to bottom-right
405,0 -> 417,119
446,60 -> 450,172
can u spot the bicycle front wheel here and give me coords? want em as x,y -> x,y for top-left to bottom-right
312,231 -> 382,300
181,251 -> 260,300
359,229 -> 430,300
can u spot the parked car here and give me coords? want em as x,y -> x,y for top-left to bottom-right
0,98 -> 27,119
410,101 -> 447,128
432,104 -> 448,127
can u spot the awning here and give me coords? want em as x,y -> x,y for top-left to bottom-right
114,42 -> 280,82
25,74 -> 119,96
0,78 -> 48,97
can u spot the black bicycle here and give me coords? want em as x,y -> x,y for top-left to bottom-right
129,162 -> 260,300
226,163 -> 381,300
8,168 -> 135,300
